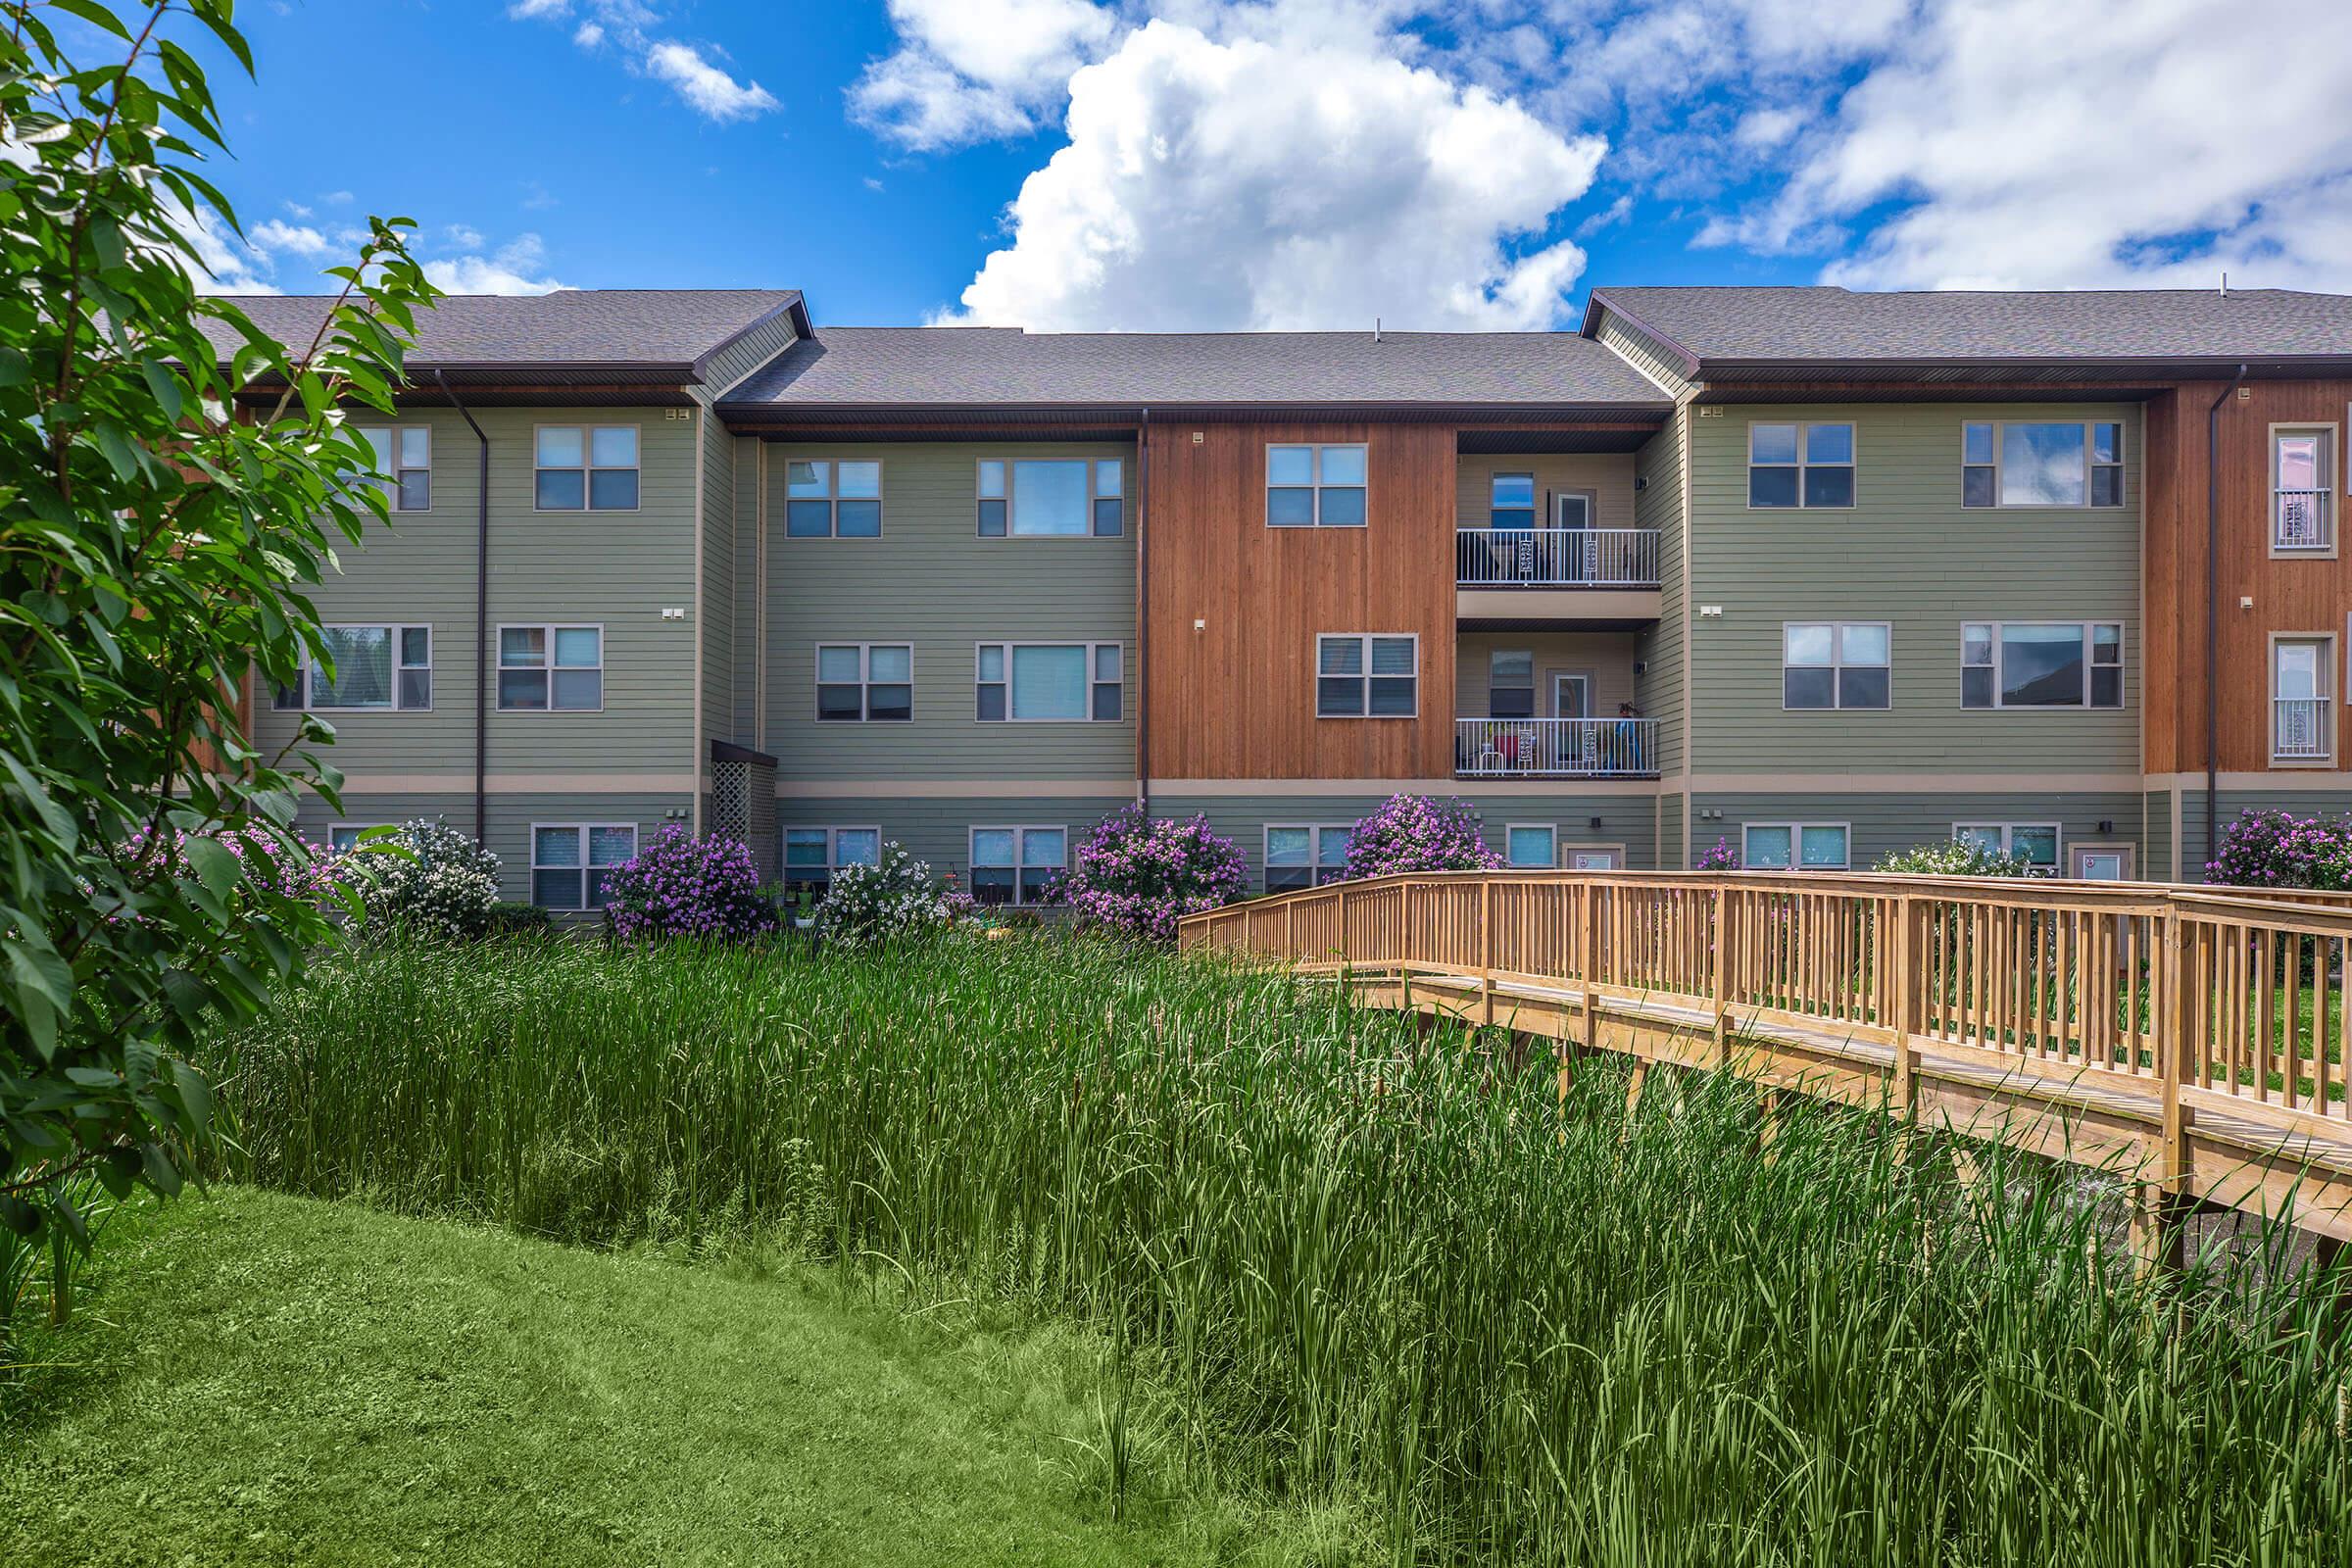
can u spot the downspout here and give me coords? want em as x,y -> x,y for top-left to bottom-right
436,368 -> 491,842
1137,407 -> 1152,815
2204,364 -> 2247,872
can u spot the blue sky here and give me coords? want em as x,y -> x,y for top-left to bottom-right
162,1 -> 2352,329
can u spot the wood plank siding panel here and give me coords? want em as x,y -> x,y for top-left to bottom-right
1686,401 -> 2142,774
1144,421 -> 1459,781
2142,379 -> 2352,774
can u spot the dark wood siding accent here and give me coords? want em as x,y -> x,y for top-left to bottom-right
1144,421 -> 1458,779
2144,379 -> 2352,774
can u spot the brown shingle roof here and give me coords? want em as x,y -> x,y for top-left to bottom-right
202,288 -> 806,372
719,325 -> 1672,412
1588,285 -> 2352,367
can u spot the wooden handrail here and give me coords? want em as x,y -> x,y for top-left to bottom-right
1179,868 -> 2352,1149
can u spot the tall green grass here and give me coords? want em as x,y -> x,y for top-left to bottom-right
199,934 -> 2351,1565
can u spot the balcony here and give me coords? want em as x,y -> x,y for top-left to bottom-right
2275,697 -> 2330,762
1456,526 -> 1658,587
1455,717 -> 1659,779
1455,527 -> 1661,626
2276,490 -> 2334,553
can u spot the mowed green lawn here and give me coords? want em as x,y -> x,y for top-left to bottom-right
1,1191 -> 1348,1568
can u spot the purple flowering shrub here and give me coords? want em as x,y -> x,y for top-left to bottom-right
1694,837 -> 1740,872
118,824 -> 341,921
2205,808 -> 2352,889
602,825 -> 778,942
1058,807 -> 1248,944
1341,794 -> 1504,880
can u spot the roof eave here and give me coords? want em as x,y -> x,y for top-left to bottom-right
715,397 -> 1675,430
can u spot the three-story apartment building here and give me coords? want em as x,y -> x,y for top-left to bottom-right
212,283 -> 2352,907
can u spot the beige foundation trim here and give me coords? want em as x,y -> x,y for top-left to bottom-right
776,779 -> 1139,799
1690,771 -> 2144,794
2145,770 -> 2352,791
332,772 -> 699,794
1455,587 -> 1662,621
1151,778 -> 1664,798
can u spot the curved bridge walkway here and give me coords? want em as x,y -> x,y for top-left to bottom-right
1178,870 -> 2352,1270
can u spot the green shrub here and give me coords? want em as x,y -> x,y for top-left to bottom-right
484,903 -> 555,938
812,842 -> 970,946
352,818 -> 503,940
1874,839 -> 2034,877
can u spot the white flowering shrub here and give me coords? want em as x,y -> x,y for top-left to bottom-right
812,842 -> 972,946
352,817 -> 503,940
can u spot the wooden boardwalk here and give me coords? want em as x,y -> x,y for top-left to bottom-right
1178,871 -> 2352,1263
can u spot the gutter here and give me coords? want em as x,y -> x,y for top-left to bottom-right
2204,364 -> 2248,874
435,368 -> 492,842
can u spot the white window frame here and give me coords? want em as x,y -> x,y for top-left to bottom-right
1959,620 -> 2125,711
783,459 -> 884,539
1741,822 -> 1851,871
1502,823 -> 1557,868
2269,423 -> 2338,558
497,622 -> 606,713
1952,822 -> 2062,874
1561,844 -> 1628,870
326,823 -> 391,855
781,825 -> 882,894
2269,630 -> 2336,766
1960,419 -> 2126,510
529,822 -> 637,911
814,642 -> 912,722
274,622 -> 432,712
353,424 -> 431,513
968,824 -> 1066,906
1315,633 -> 1419,719
1265,443 -> 1369,528
1489,472 -> 1537,529
1746,420 -> 1856,510
1781,621 -> 1891,711
974,642 -> 1122,722
1263,824 -> 1353,892
532,422 -> 642,514
975,458 -> 1125,539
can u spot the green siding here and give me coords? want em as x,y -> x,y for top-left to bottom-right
252,405 -> 701,780
2144,789 -> 2176,881
296,790 -> 690,909
1592,312 -> 1693,397
1634,412 -> 1686,775
1686,402 -> 2142,775
1657,793 -> 1686,868
698,308 -> 802,398
729,435 -> 762,746
764,441 -> 1138,783
700,404 -> 736,759
1697,790 -> 2145,871
1152,792 -> 1661,882
776,796 -> 1132,885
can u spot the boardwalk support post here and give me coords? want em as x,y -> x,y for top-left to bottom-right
2140,905 -> 2192,1279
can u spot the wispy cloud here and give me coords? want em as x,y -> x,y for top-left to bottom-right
511,0 -> 779,123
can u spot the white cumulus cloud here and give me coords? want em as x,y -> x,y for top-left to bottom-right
422,232 -> 568,296
950,18 -> 1602,329
644,40 -> 779,122
250,219 -> 332,258
852,0 -> 1118,149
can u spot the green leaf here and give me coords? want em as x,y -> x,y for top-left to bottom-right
183,835 -> 244,899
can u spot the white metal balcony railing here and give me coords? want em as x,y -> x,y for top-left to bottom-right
2276,490 -> 2333,552
1455,717 -> 1659,778
1455,527 -> 1660,587
2274,698 -> 2329,761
